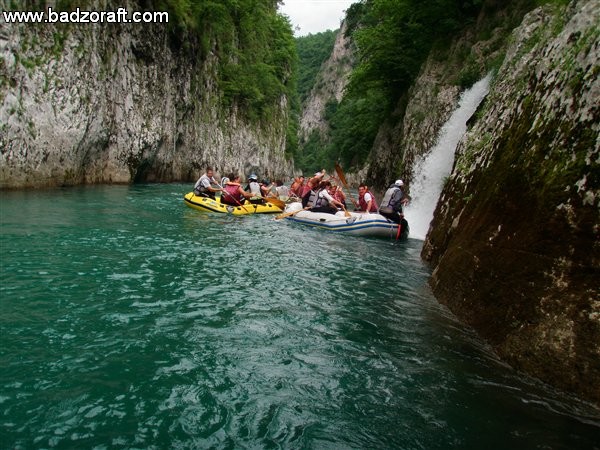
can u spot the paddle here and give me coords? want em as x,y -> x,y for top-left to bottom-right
334,162 -> 359,208
265,197 -> 285,210
275,207 -> 309,220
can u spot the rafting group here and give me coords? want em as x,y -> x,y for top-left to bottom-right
183,166 -> 410,239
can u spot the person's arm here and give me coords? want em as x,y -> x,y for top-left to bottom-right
204,177 -> 222,192
365,193 -> 373,213
392,190 -> 404,210
323,190 -> 343,209
239,186 -> 252,198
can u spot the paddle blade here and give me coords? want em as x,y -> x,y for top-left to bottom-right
265,197 -> 285,210
334,162 -> 348,187
275,206 -> 308,220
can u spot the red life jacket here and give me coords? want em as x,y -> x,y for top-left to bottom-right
300,184 -> 312,198
222,184 -> 242,205
359,191 -> 378,212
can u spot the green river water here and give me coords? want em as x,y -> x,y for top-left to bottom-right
1,184 -> 599,449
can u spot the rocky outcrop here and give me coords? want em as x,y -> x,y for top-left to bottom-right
0,5 -> 293,189
299,21 -> 354,140
422,0 -> 599,403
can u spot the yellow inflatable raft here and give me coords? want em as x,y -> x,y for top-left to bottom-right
183,192 -> 283,215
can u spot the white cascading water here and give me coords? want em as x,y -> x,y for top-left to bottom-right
405,73 -> 492,240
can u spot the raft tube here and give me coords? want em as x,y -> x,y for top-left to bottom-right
281,202 -> 409,239
183,192 -> 283,215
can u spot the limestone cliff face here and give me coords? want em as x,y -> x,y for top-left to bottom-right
0,5 -> 293,189
422,0 -> 599,403
299,21 -> 354,140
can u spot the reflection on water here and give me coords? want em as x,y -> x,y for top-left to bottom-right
1,184 -> 598,449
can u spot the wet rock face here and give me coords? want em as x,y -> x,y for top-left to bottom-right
0,17 -> 292,188
423,1 -> 599,404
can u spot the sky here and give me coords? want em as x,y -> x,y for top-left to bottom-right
278,0 -> 357,36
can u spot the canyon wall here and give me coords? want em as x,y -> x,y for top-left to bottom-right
0,2 -> 293,188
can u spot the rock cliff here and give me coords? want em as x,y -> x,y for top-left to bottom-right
299,21 -> 354,141
422,0 -> 599,403
0,3 -> 293,188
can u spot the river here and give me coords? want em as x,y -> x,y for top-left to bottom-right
1,184 -> 599,449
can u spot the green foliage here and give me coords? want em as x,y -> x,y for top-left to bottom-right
456,59 -> 481,89
295,30 -> 337,103
297,130 -> 328,173
294,0 -> 485,174
349,0 -> 483,104
152,0 -> 297,125
535,0 -> 570,6
328,90 -> 388,169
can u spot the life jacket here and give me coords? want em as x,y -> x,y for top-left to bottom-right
312,189 -> 329,208
247,181 -> 261,197
359,190 -> 378,212
380,186 -> 403,212
222,184 -> 242,205
302,182 -> 319,198
302,189 -> 315,208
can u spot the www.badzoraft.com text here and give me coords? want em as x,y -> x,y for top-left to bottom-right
2,7 -> 169,24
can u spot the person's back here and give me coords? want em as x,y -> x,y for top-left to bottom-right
245,174 -> 265,204
221,183 -> 242,205
245,174 -> 260,195
380,181 -> 404,212
379,180 -> 407,225
276,181 -> 289,199
221,175 -> 250,205
248,181 -> 261,197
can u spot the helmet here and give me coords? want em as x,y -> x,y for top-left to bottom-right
249,174 -> 258,181
394,179 -> 404,186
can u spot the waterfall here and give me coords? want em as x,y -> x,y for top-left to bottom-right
405,73 -> 492,241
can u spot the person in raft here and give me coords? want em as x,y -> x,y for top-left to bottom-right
307,180 -> 346,214
301,170 -> 327,207
194,167 -> 222,199
355,183 -> 379,213
378,179 -> 409,223
220,174 -> 252,206
289,175 -> 305,199
245,174 -> 266,204
330,184 -> 348,209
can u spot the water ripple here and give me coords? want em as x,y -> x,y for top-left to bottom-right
1,185 -> 598,449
